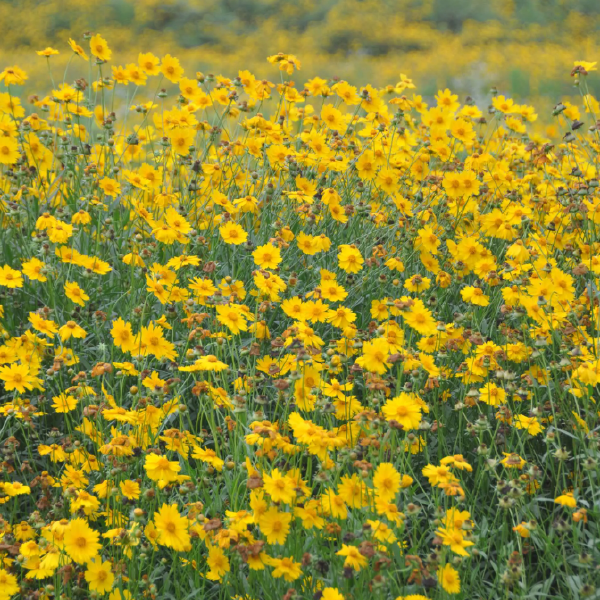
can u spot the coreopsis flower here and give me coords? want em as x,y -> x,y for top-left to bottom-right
138,52 -> 160,75
373,462 -> 401,501
554,492 -> 577,508
0,137 -> 19,165
85,559 -> 115,594
336,544 -> 367,571
321,105 -> 345,130
216,305 -> 249,334
478,382 -> 506,406
21,257 -> 47,282
0,65 -> 28,85
161,54 -> 184,82
144,453 -> 181,483
253,243 -> 282,269
68,38 -> 88,60
404,301 -> 437,335
0,265 -> 23,287
0,363 -> 36,393
140,323 -> 176,360
206,543 -> 230,581
99,177 -> 121,197
265,555 -> 302,581
355,338 -> 390,374
337,245 -> 364,273
110,318 -> 137,352
47,221 -> 74,244
258,507 -> 291,545
501,453 -> 526,470
438,564 -> 461,594
436,526 -> 474,556
327,306 -> 356,329
51,393 -> 78,413
492,95 -> 515,113
263,469 -> 296,504
574,60 -> 597,72
219,222 -> 248,245
153,504 -> 191,551
3,482 -> 31,496
180,355 -> 229,373
64,281 -> 89,307
0,569 -> 19,598
513,522 -> 531,538
28,312 -> 58,337
63,518 -> 101,564
169,127 -> 195,155
89,34 -> 112,62
405,275 -> 431,293
514,414 -> 544,436
119,480 -> 141,500
58,321 -> 87,341
422,464 -> 455,486
267,53 -> 301,75
461,286 -> 490,306
336,474 -> 368,509
381,393 -> 422,430
191,446 -> 223,470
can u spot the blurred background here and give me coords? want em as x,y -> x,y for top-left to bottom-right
2,0 -> 600,106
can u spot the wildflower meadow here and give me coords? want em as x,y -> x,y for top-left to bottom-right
0,27 -> 599,600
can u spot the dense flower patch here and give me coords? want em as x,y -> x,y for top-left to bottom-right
0,36 -> 598,600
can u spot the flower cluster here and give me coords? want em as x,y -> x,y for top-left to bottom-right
0,35 -> 598,600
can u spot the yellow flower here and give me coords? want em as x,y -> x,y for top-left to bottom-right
85,559 -> 115,594
252,243 -> 282,269
436,525 -> 474,556
216,304 -> 249,334
219,222 -> 248,245
99,177 -> 121,197
0,363 -> 36,394
21,257 -> 47,282
438,563 -> 461,594
168,127 -> 195,156
37,47 -> 59,57
263,469 -> 296,504
0,265 -> 23,288
355,338 -> 390,374
161,54 -> 185,83
58,321 -> 87,341
514,414 -> 544,436
139,52 -> 161,75
144,453 -> 181,483
381,393 -> 422,430
64,281 -> 89,307
206,543 -> 230,581
68,38 -> 89,60
337,244 -> 364,273
153,504 -> 191,551
3,481 -> 31,496
63,518 -> 101,564
52,393 -> 78,413
373,462 -> 401,502
258,507 -> 291,545
336,544 -> 367,571
554,492 -> 577,508
461,286 -> 489,306
119,480 -> 141,500
89,34 -> 112,62
0,65 -> 28,85
0,569 -> 19,598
